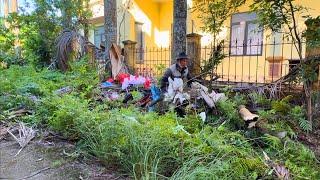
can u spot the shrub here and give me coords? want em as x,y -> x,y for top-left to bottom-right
289,106 -> 312,132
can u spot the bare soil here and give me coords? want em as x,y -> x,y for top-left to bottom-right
298,129 -> 320,159
0,129 -> 127,180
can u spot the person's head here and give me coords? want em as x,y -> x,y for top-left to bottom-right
176,52 -> 189,68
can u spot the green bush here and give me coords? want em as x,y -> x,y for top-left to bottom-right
216,100 -> 244,129
1,63 -> 320,179
289,106 -> 312,132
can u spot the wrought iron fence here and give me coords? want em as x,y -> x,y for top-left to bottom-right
130,38 -> 306,85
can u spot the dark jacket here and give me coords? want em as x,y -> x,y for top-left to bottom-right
160,64 -> 192,93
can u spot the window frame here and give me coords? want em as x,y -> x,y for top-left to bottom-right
135,22 -> 145,64
94,25 -> 105,47
0,0 -> 5,17
229,12 -> 264,56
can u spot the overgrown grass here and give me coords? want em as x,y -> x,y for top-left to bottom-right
1,62 -> 320,179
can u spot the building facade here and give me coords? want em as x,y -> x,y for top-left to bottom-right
0,0 -> 17,18
89,0 -> 320,83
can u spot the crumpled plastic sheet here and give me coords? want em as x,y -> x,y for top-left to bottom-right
101,81 -> 114,88
191,82 -> 227,108
121,75 -> 151,90
151,84 -> 161,101
164,78 -> 189,104
199,112 -> 206,123
173,92 -> 190,104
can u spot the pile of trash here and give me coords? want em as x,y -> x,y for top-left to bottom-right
98,72 -> 159,109
97,43 -> 260,123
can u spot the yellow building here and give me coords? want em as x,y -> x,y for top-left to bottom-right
0,0 -> 18,18
89,0 -> 320,83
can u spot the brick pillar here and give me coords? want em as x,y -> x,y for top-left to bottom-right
123,40 -> 137,74
172,0 -> 187,64
187,33 -> 202,75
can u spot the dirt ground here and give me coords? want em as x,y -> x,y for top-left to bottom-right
0,129 -> 127,180
2,122 -> 320,180
298,129 -> 320,159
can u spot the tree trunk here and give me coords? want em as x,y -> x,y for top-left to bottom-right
104,0 -> 117,60
61,0 -> 72,29
172,0 -> 187,64
84,0 -> 89,42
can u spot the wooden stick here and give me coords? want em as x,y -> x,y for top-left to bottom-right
17,167 -> 50,180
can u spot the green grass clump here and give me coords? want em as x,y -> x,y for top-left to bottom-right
1,62 -> 320,179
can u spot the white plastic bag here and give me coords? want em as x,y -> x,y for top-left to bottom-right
165,78 -> 185,103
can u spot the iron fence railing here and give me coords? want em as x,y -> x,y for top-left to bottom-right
130,39 -> 306,85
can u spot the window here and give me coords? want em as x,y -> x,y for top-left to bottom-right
230,12 -> 263,56
0,0 -> 5,17
94,25 -> 105,47
8,0 -> 12,13
135,22 -> 145,63
269,63 -> 281,78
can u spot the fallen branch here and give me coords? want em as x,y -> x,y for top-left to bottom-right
17,167 -> 50,180
263,151 -> 291,180
7,109 -> 33,120
7,122 -> 36,156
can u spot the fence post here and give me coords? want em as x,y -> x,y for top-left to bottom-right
122,40 -> 137,73
187,33 -> 202,75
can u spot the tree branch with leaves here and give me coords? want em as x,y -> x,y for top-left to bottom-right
250,0 -> 315,129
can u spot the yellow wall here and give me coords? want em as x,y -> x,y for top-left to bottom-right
133,0 -> 160,47
89,0 -> 320,81
158,1 -> 173,47
188,0 -> 320,82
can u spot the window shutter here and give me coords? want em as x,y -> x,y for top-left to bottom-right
135,22 -> 145,63
269,63 -> 281,77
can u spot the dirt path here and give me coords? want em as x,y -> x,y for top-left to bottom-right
0,132 -> 125,180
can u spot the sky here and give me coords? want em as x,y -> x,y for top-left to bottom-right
18,0 -> 35,14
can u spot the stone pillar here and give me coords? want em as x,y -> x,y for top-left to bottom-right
187,33 -> 202,75
104,0 -> 117,60
172,0 -> 187,64
123,40 -> 137,73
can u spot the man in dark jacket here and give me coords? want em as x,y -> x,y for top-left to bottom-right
160,52 -> 193,93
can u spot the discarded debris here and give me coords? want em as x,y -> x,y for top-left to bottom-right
239,105 -> 259,128
199,112 -> 206,123
7,108 -> 33,120
7,122 -> 36,156
55,86 -> 73,95
164,77 -> 190,104
191,81 -> 226,108
239,105 -> 259,121
263,151 -> 291,180
109,43 -> 128,78
17,167 -> 51,180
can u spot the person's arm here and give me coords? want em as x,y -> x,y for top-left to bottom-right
160,68 -> 172,93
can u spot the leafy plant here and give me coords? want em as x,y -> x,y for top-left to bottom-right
216,100 -> 244,129
289,106 -> 311,132
271,96 -> 293,115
